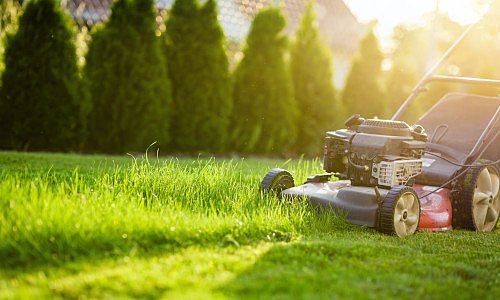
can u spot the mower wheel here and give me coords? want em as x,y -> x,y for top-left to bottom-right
260,168 -> 294,197
379,186 -> 420,237
453,164 -> 500,231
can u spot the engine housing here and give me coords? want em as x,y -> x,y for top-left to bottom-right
323,117 -> 427,188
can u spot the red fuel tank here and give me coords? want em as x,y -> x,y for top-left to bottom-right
414,184 -> 453,231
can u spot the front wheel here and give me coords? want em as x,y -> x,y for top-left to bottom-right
260,168 -> 294,198
379,186 -> 420,237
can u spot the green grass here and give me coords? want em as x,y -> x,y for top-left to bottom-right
0,151 -> 499,299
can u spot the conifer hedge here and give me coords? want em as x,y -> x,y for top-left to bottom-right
0,0 -> 88,151
0,0 -> 21,78
342,29 -> 386,119
85,0 -> 171,153
291,3 -> 337,156
165,0 -> 231,153
231,8 -> 296,154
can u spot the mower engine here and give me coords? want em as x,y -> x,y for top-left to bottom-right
323,115 -> 427,188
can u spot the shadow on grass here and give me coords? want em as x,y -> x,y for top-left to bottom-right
0,221 -> 368,299
0,200 -> 358,272
0,226 -> 289,273
1,223 -> 499,299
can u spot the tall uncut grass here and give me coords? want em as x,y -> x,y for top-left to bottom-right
0,153 -> 342,268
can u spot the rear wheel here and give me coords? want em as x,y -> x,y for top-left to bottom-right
379,186 -> 420,237
260,168 -> 294,198
453,164 -> 500,231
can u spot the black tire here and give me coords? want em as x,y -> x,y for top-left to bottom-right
260,168 -> 294,197
452,163 -> 500,231
379,186 -> 420,237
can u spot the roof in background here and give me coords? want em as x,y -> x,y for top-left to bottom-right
216,0 -> 366,53
64,0 -> 366,54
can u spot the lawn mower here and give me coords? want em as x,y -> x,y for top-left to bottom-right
260,15 -> 500,237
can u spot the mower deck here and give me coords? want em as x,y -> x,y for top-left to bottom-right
282,181 -> 452,231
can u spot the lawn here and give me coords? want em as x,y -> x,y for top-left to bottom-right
0,151 -> 499,299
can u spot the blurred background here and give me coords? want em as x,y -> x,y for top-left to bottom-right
0,0 -> 498,156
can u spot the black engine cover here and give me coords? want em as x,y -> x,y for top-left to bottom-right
323,118 -> 426,186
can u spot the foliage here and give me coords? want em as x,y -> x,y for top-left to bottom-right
384,28 -> 420,120
291,2 -> 337,157
385,14 -> 500,123
0,0 -> 88,151
342,29 -> 386,119
0,0 -> 21,77
231,8 -> 297,154
384,16 -> 462,122
165,0 -> 231,153
85,0 -> 171,153
0,151 -> 498,298
434,14 -> 500,99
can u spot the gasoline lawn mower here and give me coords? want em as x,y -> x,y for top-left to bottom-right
260,12 -> 500,237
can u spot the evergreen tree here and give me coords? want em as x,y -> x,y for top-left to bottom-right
231,8 -> 296,154
165,0 -> 231,153
0,0 -> 88,151
384,16 -> 469,122
85,0 -> 171,153
1,0 -> 21,77
384,26 -> 424,122
342,29 -> 386,119
291,2 -> 337,156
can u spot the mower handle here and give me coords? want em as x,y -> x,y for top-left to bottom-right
426,75 -> 500,87
391,3 -> 499,121
391,21 -> 478,121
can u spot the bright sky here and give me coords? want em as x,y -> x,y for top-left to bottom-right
343,0 -> 491,48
